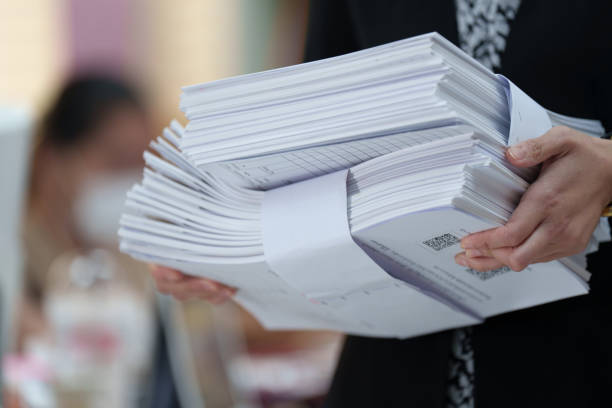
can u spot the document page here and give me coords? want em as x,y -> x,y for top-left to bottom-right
353,207 -> 589,319
205,125 -> 472,189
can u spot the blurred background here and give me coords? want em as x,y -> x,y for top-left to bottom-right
0,1 -> 344,407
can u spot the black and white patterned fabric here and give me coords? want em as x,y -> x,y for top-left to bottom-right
447,327 -> 476,408
447,1 -> 521,407
455,0 -> 521,69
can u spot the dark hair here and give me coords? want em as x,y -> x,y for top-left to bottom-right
40,75 -> 142,148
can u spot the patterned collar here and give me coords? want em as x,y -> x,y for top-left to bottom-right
455,0 -> 521,69
448,4 -> 522,407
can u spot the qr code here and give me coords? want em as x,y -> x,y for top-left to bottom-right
422,233 -> 460,251
465,265 -> 512,281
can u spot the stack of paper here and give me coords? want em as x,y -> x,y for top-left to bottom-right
177,33 -> 602,189
119,32 -> 610,338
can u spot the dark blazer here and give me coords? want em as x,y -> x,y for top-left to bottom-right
304,1 -> 612,407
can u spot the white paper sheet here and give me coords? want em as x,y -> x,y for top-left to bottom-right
498,75 -> 553,145
119,32 -> 610,339
262,168 -> 480,337
353,208 -> 589,319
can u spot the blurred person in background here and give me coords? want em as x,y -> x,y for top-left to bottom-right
3,2 -> 336,407
8,75 -> 156,408
23,75 -> 149,311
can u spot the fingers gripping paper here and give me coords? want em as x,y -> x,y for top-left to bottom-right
262,170 -> 479,338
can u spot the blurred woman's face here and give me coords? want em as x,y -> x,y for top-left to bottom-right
34,103 -> 149,208
45,103 -> 150,198
39,104 -> 151,246
76,103 -> 150,174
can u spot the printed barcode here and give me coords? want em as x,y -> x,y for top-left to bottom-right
422,233 -> 460,251
465,266 -> 512,281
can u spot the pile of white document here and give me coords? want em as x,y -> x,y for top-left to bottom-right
119,33 -> 610,338
178,32 -> 602,189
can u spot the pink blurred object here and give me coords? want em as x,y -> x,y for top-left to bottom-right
66,0 -> 132,74
3,354 -> 53,385
228,341 -> 341,404
67,324 -> 120,360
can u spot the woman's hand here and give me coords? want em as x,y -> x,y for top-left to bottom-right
150,265 -> 236,304
455,126 -> 612,272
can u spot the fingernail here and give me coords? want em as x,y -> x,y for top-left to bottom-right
466,249 -> 484,258
508,144 -> 527,160
455,254 -> 468,267
461,238 -> 476,250
222,288 -> 235,297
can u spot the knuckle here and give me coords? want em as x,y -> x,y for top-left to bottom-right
553,126 -> 578,149
525,139 -> 545,162
552,125 -> 570,137
547,216 -> 571,239
531,185 -> 560,208
552,221 -> 584,254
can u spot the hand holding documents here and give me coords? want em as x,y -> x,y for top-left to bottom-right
119,33 -> 611,338
459,125 -> 612,272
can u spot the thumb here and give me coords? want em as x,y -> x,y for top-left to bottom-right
506,126 -> 576,167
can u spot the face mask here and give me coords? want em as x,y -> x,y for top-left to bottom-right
72,171 -> 140,248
